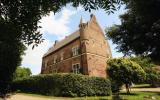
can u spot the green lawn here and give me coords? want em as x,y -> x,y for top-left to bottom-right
15,84 -> 160,100
119,91 -> 160,100
17,91 -> 160,100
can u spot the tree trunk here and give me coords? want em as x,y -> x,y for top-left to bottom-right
125,84 -> 130,94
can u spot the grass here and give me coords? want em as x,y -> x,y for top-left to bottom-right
13,84 -> 160,100
119,91 -> 160,100
16,91 -> 160,100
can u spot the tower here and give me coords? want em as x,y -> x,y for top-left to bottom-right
79,14 -> 112,77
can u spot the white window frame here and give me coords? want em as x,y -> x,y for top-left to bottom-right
52,68 -> 57,73
60,52 -> 64,61
53,55 -> 57,64
45,60 -> 48,68
72,63 -> 80,74
72,46 -> 79,56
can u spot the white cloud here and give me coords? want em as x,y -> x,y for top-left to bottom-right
22,7 -> 82,75
22,40 -> 52,75
39,7 -> 82,39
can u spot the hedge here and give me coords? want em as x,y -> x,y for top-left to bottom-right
12,73 -> 111,97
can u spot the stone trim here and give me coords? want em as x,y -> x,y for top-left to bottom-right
47,52 -> 108,67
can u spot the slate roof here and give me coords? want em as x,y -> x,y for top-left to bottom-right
43,30 -> 80,57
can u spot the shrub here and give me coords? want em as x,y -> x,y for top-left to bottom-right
146,69 -> 160,87
12,73 -> 111,97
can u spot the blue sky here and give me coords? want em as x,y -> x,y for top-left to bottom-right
22,5 -> 126,75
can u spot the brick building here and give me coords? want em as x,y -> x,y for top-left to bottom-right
41,14 -> 112,77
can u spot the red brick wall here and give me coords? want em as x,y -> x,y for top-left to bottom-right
41,38 -> 81,74
41,15 -> 112,78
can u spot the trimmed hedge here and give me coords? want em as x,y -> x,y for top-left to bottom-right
12,74 -> 111,97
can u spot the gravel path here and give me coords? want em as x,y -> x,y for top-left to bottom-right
122,87 -> 160,92
7,94 -> 65,100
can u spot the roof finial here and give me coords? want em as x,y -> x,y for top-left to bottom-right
80,16 -> 83,24
90,14 -> 94,18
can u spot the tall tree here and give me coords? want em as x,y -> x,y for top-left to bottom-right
106,0 -> 160,62
0,20 -> 26,97
0,0 -> 124,97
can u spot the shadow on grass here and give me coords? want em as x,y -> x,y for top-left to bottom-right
141,91 -> 160,96
119,92 -> 139,96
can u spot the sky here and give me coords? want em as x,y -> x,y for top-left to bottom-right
22,5 -> 126,75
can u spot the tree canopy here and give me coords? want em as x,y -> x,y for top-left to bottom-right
13,67 -> 32,80
0,0 -> 124,46
107,58 -> 146,94
106,0 -> 160,61
129,56 -> 156,69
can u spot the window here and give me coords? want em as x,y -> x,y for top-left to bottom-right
52,68 -> 57,73
45,60 -> 48,68
72,63 -> 80,74
53,56 -> 57,64
60,52 -> 64,61
72,46 -> 79,56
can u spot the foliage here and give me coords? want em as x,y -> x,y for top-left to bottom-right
129,56 -> 160,86
0,0 -> 124,97
106,0 -> 160,61
13,67 -> 32,80
129,56 -> 155,69
110,79 -> 123,93
0,0 -> 124,46
145,69 -> 160,87
107,58 -> 146,94
12,74 -> 111,97
0,40 -> 26,97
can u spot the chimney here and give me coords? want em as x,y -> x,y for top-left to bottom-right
54,40 -> 58,46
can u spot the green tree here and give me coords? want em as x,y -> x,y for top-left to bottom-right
0,21 -> 26,97
106,0 -> 160,62
146,69 -> 160,87
129,56 -> 156,69
107,58 -> 146,94
129,56 -> 160,86
0,0 -> 124,97
13,67 -> 32,80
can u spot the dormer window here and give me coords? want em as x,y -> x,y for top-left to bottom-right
72,46 -> 79,56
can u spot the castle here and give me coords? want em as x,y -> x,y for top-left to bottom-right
41,14 -> 112,77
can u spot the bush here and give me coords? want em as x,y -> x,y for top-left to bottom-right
12,73 -> 111,97
146,70 -> 160,87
